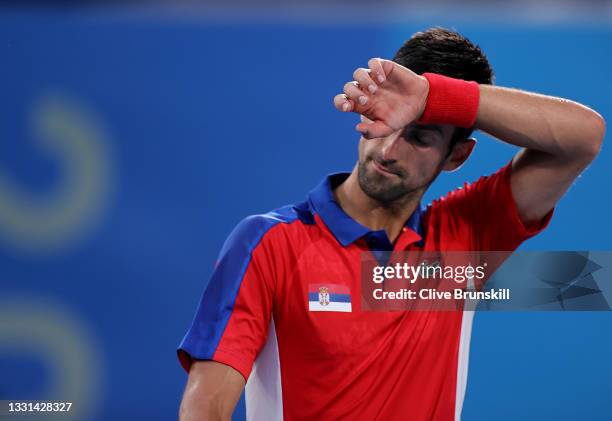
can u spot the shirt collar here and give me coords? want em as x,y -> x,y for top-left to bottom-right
307,172 -> 425,247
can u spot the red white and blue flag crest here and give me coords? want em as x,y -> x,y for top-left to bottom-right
308,283 -> 352,312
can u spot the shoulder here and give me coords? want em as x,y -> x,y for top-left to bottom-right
424,181 -> 476,228
220,201 -> 313,257
427,163 -> 513,216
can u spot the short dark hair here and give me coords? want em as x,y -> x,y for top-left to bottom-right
393,27 -> 494,147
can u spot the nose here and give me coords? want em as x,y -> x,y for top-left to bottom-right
380,132 -> 403,162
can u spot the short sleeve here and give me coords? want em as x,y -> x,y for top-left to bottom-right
442,160 -> 554,251
177,215 -> 280,381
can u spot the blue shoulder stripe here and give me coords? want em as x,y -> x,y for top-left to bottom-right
178,204 -> 299,362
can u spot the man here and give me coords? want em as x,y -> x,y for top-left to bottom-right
177,28 -> 605,420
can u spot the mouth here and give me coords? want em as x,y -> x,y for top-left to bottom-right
371,160 -> 398,177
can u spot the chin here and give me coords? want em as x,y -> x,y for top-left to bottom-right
361,179 -> 402,203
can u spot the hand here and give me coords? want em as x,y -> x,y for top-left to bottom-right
333,58 -> 430,139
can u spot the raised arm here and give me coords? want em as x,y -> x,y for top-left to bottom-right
333,58 -> 605,224
179,361 -> 245,421
476,85 -> 605,223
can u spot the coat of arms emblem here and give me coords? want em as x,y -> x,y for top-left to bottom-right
318,286 -> 330,306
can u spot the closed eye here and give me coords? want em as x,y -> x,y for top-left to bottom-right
402,129 -> 431,146
414,132 -> 428,145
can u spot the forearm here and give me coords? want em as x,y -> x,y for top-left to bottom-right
179,361 -> 244,421
180,386 -> 235,421
179,394 -> 228,421
475,84 -> 605,162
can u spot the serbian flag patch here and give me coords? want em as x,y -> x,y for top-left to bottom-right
308,283 -> 352,312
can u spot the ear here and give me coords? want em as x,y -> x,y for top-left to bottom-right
442,137 -> 476,172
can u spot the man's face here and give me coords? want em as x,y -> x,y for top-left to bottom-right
357,122 -> 456,204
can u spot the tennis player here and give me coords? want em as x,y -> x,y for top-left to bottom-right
177,28 -> 605,420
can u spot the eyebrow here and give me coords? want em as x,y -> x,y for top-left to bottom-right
413,124 -> 443,135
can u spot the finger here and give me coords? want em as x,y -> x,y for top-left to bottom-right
360,114 -> 373,124
343,81 -> 369,106
353,68 -> 378,94
333,93 -> 355,112
356,120 -> 393,139
368,58 -> 387,84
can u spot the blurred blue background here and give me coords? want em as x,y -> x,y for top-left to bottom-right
0,3 -> 610,420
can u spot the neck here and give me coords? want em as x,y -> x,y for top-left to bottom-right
333,165 -> 422,244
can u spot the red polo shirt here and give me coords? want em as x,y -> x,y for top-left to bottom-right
178,161 -> 553,420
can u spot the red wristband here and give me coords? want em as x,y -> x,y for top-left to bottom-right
418,73 -> 480,128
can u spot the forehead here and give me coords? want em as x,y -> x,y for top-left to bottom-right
409,123 -> 454,137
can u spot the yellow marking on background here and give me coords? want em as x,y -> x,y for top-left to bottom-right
0,93 -> 115,255
0,296 -> 105,420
